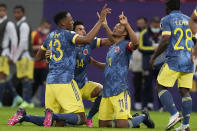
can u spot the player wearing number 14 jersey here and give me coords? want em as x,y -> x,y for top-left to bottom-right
150,0 -> 194,130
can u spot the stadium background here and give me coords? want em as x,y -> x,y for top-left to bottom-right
1,0 -> 197,111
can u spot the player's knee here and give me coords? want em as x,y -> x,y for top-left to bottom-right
99,120 -> 112,127
178,87 -> 190,97
91,86 -> 103,98
116,119 -> 128,128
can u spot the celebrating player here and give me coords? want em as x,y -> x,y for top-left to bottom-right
8,4 -> 111,127
150,0 -> 194,130
97,12 -> 154,128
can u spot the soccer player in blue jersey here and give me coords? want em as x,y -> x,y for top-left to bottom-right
8,4 -> 111,127
97,12 -> 155,128
72,21 -> 112,127
150,0 -> 194,130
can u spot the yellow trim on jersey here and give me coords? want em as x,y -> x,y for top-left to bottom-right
41,45 -> 47,51
194,9 -> 197,17
139,29 -> 155,51
162,31 -> 171,36
96,38 -> 101,48
72,34 -> 79,44
182,97 -> 192,102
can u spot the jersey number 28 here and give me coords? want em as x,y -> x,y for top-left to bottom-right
174,28 -> 192,51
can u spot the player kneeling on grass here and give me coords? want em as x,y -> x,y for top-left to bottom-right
8,4 -> 111,127
94,12 -> 155,128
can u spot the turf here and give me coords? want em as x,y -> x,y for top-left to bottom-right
0,107 -> 197,131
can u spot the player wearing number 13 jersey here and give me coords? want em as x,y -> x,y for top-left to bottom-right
150,0 -> 194,130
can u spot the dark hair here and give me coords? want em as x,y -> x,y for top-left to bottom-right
53,11 -> 68,25
165,0 -> 180,11
0,4 -> 7,9
150,16 -> 161,23
14,5 -> 25,13
137,16 -> 148,23
73,21 -> 84,31
40,19 -> 51,25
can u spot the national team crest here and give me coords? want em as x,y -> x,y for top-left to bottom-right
115,46 -> 120,53
83,49 -> 88,55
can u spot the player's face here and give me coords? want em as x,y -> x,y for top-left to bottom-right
0,7 -> 6,18
74,25 -> 86,36
13,8 -> 24,21
62,13 -> 74,31
112,23 -> 127,37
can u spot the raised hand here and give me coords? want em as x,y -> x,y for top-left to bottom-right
119,12 -> 128,25
99,4 -> 111,23
97,12 -> 108,26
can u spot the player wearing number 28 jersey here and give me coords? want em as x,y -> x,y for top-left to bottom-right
150,0 -> 194,130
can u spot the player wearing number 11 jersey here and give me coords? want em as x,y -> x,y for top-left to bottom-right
150,0 -> 194,130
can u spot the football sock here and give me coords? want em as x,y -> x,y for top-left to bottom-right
24,115 -> 45,126
182,96 -> 192,125
128,114 -> 146,128
87,95 -> 102,119
22,80 -> 32,103
158,90 -> 178,116
54,113 -> 81,125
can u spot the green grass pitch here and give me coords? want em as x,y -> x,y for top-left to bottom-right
0,107 -> 197,131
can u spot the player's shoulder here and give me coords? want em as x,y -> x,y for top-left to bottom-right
161,15 -> 171,23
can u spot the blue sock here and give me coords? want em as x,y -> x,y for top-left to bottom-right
24,115 -> 45,126
22,80 -> 33,103
182,96 -> 192,125
128,114 -> 146,128
87,95 -> 102,119
53,113 -> 80,125
158,90 -> 178,116
0,82 -> 6,102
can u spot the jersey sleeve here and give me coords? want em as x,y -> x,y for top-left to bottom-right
41,35 -> 49,51
160,17 -> 171,36
90,37 -> 101,49
65,31 -> 79,44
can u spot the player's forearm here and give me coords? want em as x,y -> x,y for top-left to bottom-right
189,13 -> 197,37
75,21 -> 102,45
125,23 -> 139,49
103,24 -> 114,43
35,48 -> 46,61
152,37 -> 170,59
91,59 -> 106,71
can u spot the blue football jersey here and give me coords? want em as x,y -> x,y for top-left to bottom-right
74,38 -> 101,89
195,6 -> 197,16
161,10 -> 194,73
41,28 -> 78,84
103,40 -> 132,97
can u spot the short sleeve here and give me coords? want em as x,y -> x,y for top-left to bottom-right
160,17 -> 171,36
41,35 -> 49,51
90,37 -> 101,49
64,31 -> 79,44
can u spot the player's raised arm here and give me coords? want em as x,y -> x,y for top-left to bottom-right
89,56 -> 106,71
75,4 -> 111,45
189,7 -> 197,36
119,12 -> 139,50
189,7 -> 197,63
